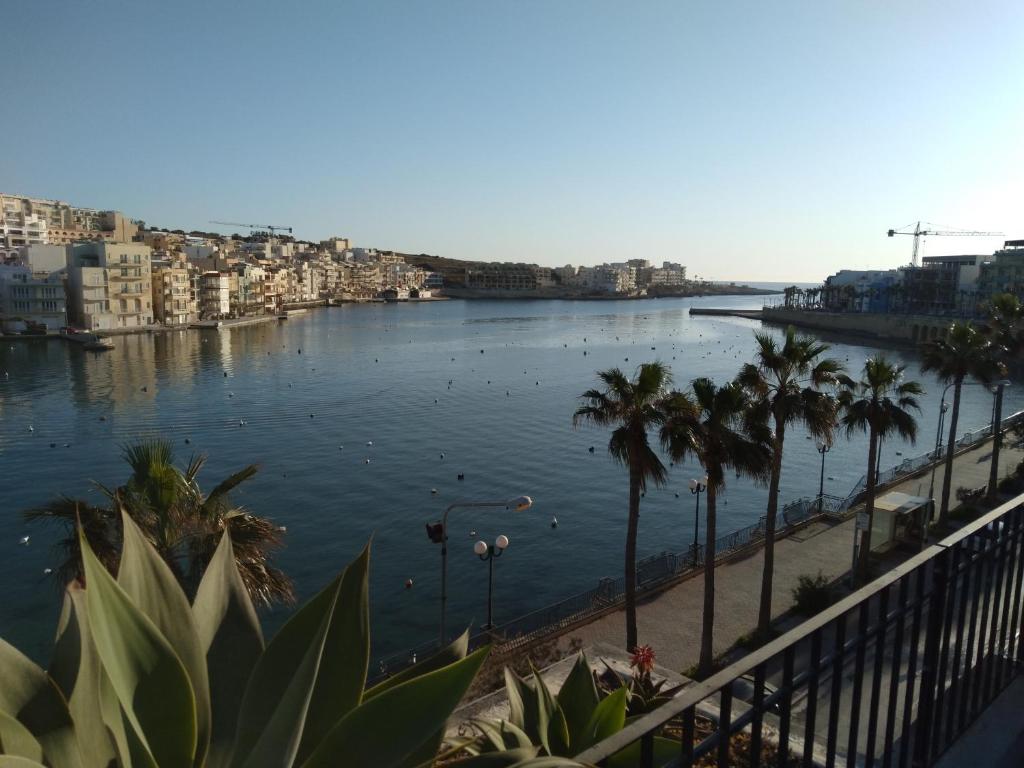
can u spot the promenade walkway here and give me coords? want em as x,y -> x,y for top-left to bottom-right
560,437 -> 1024,672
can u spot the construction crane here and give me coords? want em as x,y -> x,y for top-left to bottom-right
210,220 -> 293,237
887,221 -> 1002,267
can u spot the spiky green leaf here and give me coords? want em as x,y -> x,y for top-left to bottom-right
554,654 -> 599,750
79,528 -> 197,767
192,530 -> 264,767
363,631 -> 469,701
300,645 -> 489,768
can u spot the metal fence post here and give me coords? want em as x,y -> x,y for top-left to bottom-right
912,549 -> 951,768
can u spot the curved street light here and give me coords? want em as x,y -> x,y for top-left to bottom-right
426,496 -> 532,644
688,476 -> 708,555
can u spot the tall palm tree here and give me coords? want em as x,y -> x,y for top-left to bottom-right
574,363 -> 673,651
982,294 -> 1023,497
920,322 -> 1002,524
661,378 -> 771,677
838,358 -> 923,584
25,440 -> 294,607
738,327 -> 841,638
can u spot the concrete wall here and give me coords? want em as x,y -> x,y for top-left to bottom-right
763,307 -> 960,344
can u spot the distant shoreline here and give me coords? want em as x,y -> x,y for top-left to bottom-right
443,285 -> 781,301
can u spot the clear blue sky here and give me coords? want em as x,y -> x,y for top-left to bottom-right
4,1 -> 1022,281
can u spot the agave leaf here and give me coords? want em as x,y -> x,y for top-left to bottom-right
531,666 -> 568,757
192,529 -> 264,767
441,747 -> 541,767
0,638 -> 81,768
471,719 -> 534,752
0,710 -> 43,762
554,654 -> 598,750
507,760 -> 586,768
0,758 -> 48,768
117,511 -> 211,766
503,668 -> 528,734
294,543 -> 371,764
79,527 -> 197,767
230,562 -> 346,768
363,631 -> 469,701
603,735 -> 677,768
46,586 -> 121,768
575,686 -> 627,754
300,645 -> 490,768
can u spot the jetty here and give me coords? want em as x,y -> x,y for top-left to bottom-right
688,308 -> 764,319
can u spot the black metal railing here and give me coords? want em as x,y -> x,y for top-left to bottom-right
575,492 -> 1024,767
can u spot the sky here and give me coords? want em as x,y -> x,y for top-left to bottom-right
3,1 -> 1023,281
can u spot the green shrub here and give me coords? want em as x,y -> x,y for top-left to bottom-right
0,511 -> 575,767
792,571 -> 835,616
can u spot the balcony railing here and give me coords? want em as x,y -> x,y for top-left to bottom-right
576,493 -> 1024,767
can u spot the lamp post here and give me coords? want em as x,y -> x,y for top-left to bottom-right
474,535 -> 509,630
688,476 -> 707,555
425,495 -> 532,645
815,440 -> 831,514
988,380 -> 1012,498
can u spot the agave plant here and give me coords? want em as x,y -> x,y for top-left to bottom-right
0,510 -> 506,768
462,653 -> 676,767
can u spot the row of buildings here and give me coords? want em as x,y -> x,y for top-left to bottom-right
784,241 -> 1024,317
0,194 -> 441,333
463,259 -> 687,295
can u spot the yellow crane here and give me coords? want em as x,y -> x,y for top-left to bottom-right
210,220 -> 293,237
887,221 -> 1001,267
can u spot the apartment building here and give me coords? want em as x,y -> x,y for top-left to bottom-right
0,194 -> 139,246
67,242 -> 154,330
151,258 -> 198,326
0,265 -> 66,331
199,272 -> 231,319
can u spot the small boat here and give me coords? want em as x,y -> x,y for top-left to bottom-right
84,338 -> 115,351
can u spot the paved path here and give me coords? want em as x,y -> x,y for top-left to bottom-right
559,438 -> 1024,672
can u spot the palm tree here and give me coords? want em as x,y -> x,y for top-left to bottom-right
25,440 -> 294,607
574,363 -> 673,651
982,294 -> 1023,497
838,358 -> 923,584
661,378 -> 771,677
920,322 -> 1002,524
738,327 -> 841,638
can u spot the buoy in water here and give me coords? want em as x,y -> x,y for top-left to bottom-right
405,578 -> 413,589
551,516 -> 558,529
458,473 -> 465,480
588,446 -> 595,453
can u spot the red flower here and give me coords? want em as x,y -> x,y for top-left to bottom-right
630,644 -> 655,675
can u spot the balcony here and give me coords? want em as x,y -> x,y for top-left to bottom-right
578,493 -> 1024,767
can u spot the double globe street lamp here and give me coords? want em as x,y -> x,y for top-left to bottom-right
816,440 -> 831,514
426,495 -> 533,644
474,534 -> 509,630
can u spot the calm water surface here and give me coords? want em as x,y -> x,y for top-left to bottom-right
2,294 -> 1020,662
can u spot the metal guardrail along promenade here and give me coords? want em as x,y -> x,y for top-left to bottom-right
576,491 -> 1024,767
374,411 -> 1023,680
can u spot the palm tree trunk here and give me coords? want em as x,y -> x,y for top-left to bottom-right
698,482 -> 718,678
757,422 -> 784,637
988,384 -> 1005,499
858,427 -> 879,585
939,380 -> 963,525
624,465 -> 641,652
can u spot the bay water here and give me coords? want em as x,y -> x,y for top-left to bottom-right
2,291 -> 1019,663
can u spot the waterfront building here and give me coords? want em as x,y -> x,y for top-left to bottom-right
976,240 -> 1024,302
66,242 -> 153,330
151,257 -> 198,326
649,262 -> 687,287
0,264 -> 66,332
233,263 -> 267,316
465,262 -> 552,291
199,271 -> 231,319
0,194 -> 139,246
424,271 -> 445,289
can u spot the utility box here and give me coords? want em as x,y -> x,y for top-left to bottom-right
871,492 -> 934,553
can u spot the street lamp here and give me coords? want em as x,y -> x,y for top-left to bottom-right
426,495 -> 532,645
474,534 -> 509,630
688,476 -> 708,555
815,440 -> 831,514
